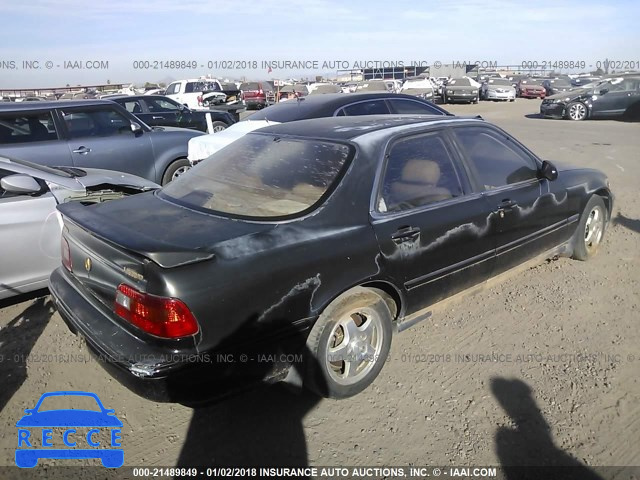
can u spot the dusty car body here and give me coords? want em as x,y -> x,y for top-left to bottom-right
540,76 -> 640,120
49,115 -> 612,403
401,79 -> 435,100
0,156 -> 157,299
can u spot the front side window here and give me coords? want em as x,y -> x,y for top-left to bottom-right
61,108 -> 132,139
380,132 -> 463,212
453,128 -> 537,190
147,98 -> 180,112
120,100 -> 143,114
0,112 -> 56,144
162,134 -> 352,218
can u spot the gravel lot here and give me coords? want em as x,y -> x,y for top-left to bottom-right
1,99 -> 638,477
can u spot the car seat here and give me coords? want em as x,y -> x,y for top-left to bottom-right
388,159 -> 452,209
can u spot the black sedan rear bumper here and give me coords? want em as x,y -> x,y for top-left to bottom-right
49,268 -> 302,403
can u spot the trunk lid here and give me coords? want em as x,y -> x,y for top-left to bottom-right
58,192 -> 275,269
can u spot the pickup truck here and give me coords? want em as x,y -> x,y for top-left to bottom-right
164,79 -> 243,110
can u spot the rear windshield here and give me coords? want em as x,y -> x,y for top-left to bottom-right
241,82 -> 260,90
550,79 -> 571,86
161,134 -> 353,219
248,100 -> 319,122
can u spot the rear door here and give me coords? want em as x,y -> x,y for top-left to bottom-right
371,129 -> 496,314
451,125 -> 569,275
59,105 -> 156,181
0,110 -> 72,166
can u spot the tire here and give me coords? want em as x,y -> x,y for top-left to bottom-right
566,101 -> 588,121
209,121 -> 227,133
305,287 -> 393,399
161,158 -> 191,185
572,195 -> 607,261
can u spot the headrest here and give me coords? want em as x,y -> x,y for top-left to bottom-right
401,159 -> 441,185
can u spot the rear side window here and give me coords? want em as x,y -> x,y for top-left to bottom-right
0,112 -> 57,144
380,132 -> 463,212
61,108 -> 133,139
165,83 -> 180,95
388,99 -> 444,115
453,127 -> 537,190
147,98 -> 180,112
340,100 -> 390,116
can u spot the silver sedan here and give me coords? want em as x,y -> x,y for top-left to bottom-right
0,156 -> 158,299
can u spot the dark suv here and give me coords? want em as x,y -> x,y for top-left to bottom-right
0,100 -> 203,184
240,82 -> 275,109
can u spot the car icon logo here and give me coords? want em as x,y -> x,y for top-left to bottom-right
15,391 -> 123,468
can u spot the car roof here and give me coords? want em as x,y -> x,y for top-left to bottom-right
251,114 -> 484,141
0,99 -> 118,111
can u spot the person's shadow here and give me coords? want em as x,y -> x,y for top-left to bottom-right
175,327 -> 326,471
0,294 -> 55,412
491,377 -> 604,480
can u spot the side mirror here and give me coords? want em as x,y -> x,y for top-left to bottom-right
540,160 -> 558,181
1,174 -> 42,194
24,409 -> 33,414
130,122 -> 143,134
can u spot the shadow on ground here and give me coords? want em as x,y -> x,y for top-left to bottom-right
613,213 -> 640,234
491,377 -> 603,480
176,384 -> 320,468
0,295 -> 55,412
175,326 -> 327,473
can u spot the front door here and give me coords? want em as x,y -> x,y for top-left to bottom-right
371,130 -> 496,315
59,105 -> 156,182
451,125 -> 569,275
592,78 -> 640,118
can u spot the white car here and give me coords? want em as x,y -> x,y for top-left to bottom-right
187,120 -> 279,165
0,156 -> 157,299
401,78 -> 435,100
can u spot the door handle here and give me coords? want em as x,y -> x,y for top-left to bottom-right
72,146 -> 91,154
497,199 -> 518,209
391,226 -> 421,244
152,116 -> 164,119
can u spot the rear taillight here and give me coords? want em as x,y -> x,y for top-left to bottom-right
114,284 -> 198,338
61,237 -> 72,272
197,95 -> 203,106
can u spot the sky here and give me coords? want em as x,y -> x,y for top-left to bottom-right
1,0 -> 639,89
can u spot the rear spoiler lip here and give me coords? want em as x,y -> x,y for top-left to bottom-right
57,202 -> 216,269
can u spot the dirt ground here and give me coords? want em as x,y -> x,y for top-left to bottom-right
1,99 -> 638,478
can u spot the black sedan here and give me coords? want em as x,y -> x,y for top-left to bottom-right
540,76 -> 640,120
110,95 -> 240,133
49,115 -> 613,402
247,92 -> 450,121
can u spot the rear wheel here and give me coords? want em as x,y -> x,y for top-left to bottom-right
305,287 -> 393,399
566,101 -> 588,121
162,158 -> 190,185
209,121 -> 227,133
572,195 -> 607,260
